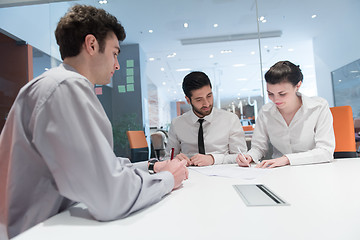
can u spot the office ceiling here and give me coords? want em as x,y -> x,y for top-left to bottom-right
1,0 -> 336,105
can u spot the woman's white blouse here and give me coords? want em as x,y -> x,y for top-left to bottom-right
247,93 -> 335,165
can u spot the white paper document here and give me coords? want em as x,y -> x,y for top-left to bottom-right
189,164 -> 272,180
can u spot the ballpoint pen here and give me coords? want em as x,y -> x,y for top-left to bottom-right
170,148 -> 174,160
237,146 -> 250,167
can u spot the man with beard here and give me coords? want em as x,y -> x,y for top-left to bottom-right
166,71 -> 247,166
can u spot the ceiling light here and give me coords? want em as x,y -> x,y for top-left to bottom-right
167,53 -> 176,58
338,80 -> 342,82
98,0 -> 107,4
311,14 -> 317,19
237,78 -> 248,81
233,64 -> 246,67
274,45 -> 283,50
148,57 -> 155,61
176,68 -> 192,72
264,45 -> 268,48
209,54 -> 214,58
220,50 -> 232,54
148,30 -> 153,33
160,67 -> 165,71
259,16 -> 267,23
162,82 -> 166,85
250,51 -> 255,55
288,48 -> 294,52
183,23 -> 189,28
213,24 -> 219,28
181,30 -> 282,45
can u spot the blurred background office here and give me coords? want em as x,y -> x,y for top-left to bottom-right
0,0 -> 359,158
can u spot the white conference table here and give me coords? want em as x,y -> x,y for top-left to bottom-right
14,158 -> 360,240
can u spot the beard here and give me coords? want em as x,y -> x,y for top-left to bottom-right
191,103 -> 213,118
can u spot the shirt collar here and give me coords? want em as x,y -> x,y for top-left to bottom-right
60,63 -> 93,87
189,107 -> 216,124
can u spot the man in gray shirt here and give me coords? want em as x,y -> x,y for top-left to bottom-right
0,5 -> 188,239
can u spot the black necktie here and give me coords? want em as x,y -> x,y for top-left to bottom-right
198,119 -> 205,154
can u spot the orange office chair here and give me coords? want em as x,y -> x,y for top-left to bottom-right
242,125 -> 254,132
330,106 -> 357,158
126,130 -> 149,162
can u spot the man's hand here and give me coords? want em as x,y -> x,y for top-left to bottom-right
190,154 -> 214,166
174,153 -> 191,166
154,159 -> 188,189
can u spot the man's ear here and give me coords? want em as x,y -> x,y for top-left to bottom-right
185,96 -> 191,105
84,34 -> 97,55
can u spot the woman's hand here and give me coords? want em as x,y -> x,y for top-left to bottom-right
236,153 -> 252,167
255,156 -> 290,168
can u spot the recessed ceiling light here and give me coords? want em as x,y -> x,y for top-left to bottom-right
167,53 -> 176,58
98,0 -> 107,4
250,51 -> 256,55
176,68 -> 192,72
213,24 -> 219,28
174,91 -> 177,94
209,54 -> 214,58
259,16 -> 267,23
220,50 -> 232,54
338,80 -> 342,82
264,45 -> 268,49
183,23 -> 189,28
148,57 -> 155,61
237,78 -> 248,81
148,30 -> 153,33
311,14 -> 317,19
288,48 -> 294,52
160,67 -> 165,71
233,64 -> 246,67
162,82 -> 166,85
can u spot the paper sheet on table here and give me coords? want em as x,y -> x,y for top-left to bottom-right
188,164 -> 272,179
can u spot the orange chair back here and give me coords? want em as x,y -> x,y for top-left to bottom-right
330,106 -> 356,154
242,125 -> 254,132
126,131 -> 148,149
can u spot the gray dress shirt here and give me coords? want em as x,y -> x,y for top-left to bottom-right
0,64 -> 173,239
166,108 -> 247,164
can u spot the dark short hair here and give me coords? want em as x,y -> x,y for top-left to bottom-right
55,5 -> 126,60
265,60 -> 303,86
182,71 -> 212,98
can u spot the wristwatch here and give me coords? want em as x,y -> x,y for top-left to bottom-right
148,159 -> 159,174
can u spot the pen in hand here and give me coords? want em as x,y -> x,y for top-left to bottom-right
237,147 -> 250,167
170,148 -> 174,160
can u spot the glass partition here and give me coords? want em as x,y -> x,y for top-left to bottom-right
0,0 -> 359,154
